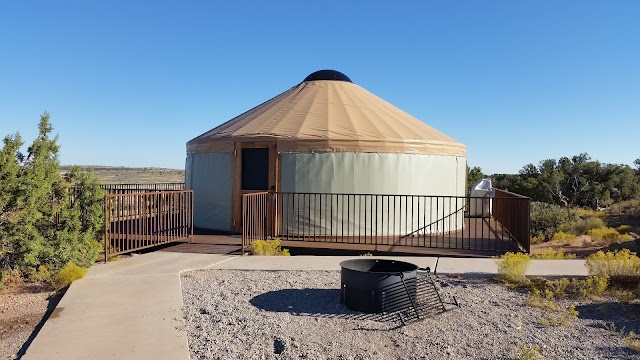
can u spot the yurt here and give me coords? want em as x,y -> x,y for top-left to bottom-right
186,70 -> 467,234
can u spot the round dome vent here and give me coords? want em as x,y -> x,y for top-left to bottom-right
303,70 -> 352,83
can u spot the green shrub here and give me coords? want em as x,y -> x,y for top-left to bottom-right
531,248 -> 576,260
531,202 -> 578,241
525,276 -> 608,299
539,305 -> 579,327
526,288 -> 558,310
33,265 -> 53,284
496,252 -> 530,284
547,278 -> 570,297
0,115 -> 104,282
577,208 -> 607,219
249,239 -> 290,256
572,275 -> 609,298
587,228 -> 633,245
610,199 -> 640,216
623,332 -> 640,353
526,288 -> 579,326
611,289 -> 636,304
586,249 -> 640,285
617,225 -> 633,234
567,217 -> 604,236
52,262 -> 87,289
530,235 -> 545,245
551,232 -> 578,246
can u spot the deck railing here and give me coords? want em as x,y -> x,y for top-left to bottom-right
104,190 -> 193,260
99,182 -> 185,194
242,190 -> 531,254
241,192 -> 270,253
493,189 -> 531,253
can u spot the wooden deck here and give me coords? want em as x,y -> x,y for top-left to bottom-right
156,217 -> 520,257
276,217 -> 520,256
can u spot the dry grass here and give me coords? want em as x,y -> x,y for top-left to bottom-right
586,249 -> 640,284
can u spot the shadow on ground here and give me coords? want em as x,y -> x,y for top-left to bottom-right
249,284 -> 454,331
576,302 -> 640,334
248,288 -> 416,328
251,288 -> 352,316
15,289 -> 66,359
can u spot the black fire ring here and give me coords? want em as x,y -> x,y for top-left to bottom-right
340,259 -> 419,314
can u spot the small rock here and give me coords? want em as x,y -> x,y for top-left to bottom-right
274,337 -> 286,354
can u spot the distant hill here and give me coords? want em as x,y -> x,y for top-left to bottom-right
60,165 -> 185,184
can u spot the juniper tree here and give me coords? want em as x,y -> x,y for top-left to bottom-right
0,133 -> 24,271
0,113 -> 104,281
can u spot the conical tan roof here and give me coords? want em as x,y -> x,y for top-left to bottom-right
187,71 -> 466,156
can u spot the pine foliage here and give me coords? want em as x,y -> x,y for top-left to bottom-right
0,113 -> 104,283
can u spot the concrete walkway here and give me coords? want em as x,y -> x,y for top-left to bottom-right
23,252 -> 589,360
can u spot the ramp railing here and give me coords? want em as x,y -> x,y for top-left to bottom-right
104,190 -> 193,260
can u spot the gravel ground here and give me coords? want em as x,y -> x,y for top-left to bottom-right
0,285 -> 59,360
182,270 -> 638,360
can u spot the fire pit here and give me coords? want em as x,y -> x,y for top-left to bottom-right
340,259 -> 420,314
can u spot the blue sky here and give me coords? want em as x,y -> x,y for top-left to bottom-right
1,1 -> 638,174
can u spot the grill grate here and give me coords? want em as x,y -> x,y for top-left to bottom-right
377,268 -> 458,326
399,269 -> 456,325
337,268 -> 458,327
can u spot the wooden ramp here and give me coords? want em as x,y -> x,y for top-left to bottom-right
160,234 -> 242,255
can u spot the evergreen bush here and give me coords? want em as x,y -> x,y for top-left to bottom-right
566,217 -> 604,236
530,202 -> 577,241
0,113 -> 104,284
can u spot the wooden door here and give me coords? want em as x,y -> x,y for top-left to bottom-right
231,142 -> 277,233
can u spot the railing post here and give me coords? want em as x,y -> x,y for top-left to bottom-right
104,195 -> 109,262
190,191 -> 194,242
241,194 -> 246,255
525,197 -> 531,253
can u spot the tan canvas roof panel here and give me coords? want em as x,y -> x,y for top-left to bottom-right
187,71 -> 466,156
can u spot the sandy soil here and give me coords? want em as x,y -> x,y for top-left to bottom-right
0,285 -> 60,360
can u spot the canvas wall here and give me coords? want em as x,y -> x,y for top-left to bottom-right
278,152 -> 467,236
185,152 -> 233,231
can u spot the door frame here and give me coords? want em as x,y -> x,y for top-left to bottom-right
231,141 -> 278,233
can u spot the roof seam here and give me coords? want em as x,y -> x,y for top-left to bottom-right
260,82 -> 308,134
